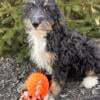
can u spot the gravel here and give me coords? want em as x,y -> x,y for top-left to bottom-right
0,57 -> 100,100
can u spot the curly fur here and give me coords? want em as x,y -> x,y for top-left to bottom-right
24,0 -> 100,99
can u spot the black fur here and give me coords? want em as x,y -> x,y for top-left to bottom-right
24,0 -> 100,97
46,5 -> 100,86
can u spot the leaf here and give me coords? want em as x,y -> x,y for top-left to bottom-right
72,5 -> 80,12
1,16 -> 14,26
0,29 -> 4,33
2,29 -> 15,45
91,6 -> 97,14
95,17 -> 100,26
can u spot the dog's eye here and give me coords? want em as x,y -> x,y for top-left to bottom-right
28,3 -> 36,11
44,6 -> 49,11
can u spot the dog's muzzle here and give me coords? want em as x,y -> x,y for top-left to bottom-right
32,21 -> 52,32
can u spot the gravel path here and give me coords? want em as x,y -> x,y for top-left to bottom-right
0,57 -> 33,100
0,57 -> 100,100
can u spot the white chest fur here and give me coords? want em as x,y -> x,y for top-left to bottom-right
28,29 -> 54,74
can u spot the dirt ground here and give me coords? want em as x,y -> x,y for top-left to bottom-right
0,57 -> 100,100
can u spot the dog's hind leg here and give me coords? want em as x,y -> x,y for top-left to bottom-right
82,70 -> 98,89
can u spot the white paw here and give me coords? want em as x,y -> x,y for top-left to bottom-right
82,76 -> 98,89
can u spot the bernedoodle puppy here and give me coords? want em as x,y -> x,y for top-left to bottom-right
23,0 -> 100,99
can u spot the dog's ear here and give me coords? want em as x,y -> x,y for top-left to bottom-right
44,0 -> 65,27
58,11 -> 65,27
54,5 -> 66,28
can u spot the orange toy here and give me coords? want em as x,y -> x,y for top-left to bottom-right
19,72 -> 49,100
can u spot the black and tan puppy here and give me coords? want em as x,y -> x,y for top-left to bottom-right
23,0 -> 100,99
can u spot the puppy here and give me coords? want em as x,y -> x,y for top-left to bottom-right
24,0 -> 100,99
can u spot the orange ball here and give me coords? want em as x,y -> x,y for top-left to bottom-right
25,72 -> 49,99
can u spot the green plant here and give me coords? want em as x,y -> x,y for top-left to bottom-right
0,0 -> 100,63
57,0 -> 100,39
0,0 -> 29,62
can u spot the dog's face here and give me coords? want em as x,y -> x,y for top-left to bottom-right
24,0 -> 57,34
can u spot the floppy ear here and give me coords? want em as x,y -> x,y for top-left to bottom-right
57,9 -> 65,27
44,0 -> 64,24
55,5 -> 66,29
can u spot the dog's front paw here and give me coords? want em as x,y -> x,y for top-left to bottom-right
44,94 -> 55,100
82,76 -> 98,89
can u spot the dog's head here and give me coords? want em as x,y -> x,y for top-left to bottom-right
24,0 -> 64,35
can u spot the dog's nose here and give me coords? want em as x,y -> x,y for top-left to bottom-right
32,23 -> 39,28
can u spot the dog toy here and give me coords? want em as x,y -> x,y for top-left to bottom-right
19,72 -> 49,100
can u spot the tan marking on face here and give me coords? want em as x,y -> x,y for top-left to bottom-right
37,21 -> 52,32
33,30 -> 47,39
